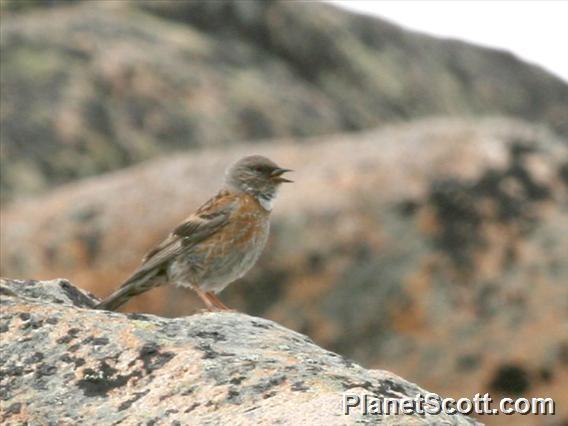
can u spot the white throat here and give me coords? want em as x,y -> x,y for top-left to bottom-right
257,194 -> 275,211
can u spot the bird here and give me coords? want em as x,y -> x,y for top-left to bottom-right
95,155 -> 292,312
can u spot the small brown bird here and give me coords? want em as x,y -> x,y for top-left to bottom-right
95,155 -> 292,312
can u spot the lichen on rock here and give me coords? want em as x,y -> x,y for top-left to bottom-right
0,278 -> 478,425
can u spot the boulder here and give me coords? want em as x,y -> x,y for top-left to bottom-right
2,0 -> 567,201
0,278 -> 478,425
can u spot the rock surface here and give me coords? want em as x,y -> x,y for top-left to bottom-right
2,0 -> 567,201
2,118 -> 567,424
0,278 -> 478,425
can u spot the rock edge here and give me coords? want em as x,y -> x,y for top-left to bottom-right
0,278 -> 480,425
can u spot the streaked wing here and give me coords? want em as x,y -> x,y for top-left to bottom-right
173,191 -> 236,245
130,190 -> 237,279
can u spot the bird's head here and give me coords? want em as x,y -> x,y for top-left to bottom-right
225,155 -> 292,204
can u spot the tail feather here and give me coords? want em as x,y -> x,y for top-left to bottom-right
95,271 -> 162,311
95,286 -> 137,311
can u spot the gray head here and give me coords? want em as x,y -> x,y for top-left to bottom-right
225,155 -> 292,202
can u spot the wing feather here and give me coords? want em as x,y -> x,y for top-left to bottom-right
125,190 -> 237,282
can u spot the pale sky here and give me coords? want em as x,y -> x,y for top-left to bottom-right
325,1 -> 568,82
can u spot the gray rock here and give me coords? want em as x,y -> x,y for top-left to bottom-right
2,0 -> 567,202
0,278 -> 479,425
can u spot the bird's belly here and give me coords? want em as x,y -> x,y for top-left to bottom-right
168,217 -> 269,293
199,245 -> 263,293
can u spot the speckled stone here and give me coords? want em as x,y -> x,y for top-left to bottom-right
0,278 -> 479,425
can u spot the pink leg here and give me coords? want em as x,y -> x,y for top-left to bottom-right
206,292 -> 235,311
193,287 -> 218,311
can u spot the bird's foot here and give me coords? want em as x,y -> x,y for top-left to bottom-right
207,306 -> 237,313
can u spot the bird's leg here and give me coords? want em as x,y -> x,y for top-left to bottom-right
192,287 -> 219,311
206,292 -> 234,311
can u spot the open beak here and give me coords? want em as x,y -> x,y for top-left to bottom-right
270,168 -> 293,183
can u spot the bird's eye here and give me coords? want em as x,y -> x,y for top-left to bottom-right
253,166 -> 264,172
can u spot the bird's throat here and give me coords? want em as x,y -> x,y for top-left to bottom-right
257,194 -> 274,211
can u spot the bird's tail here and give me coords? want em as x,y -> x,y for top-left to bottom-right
95,271 -> 162,311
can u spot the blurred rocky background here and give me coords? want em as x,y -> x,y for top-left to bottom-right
1,1 -> 567,425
